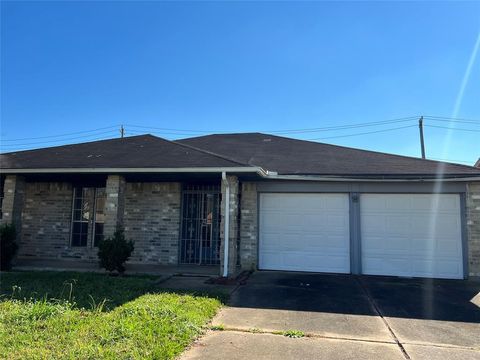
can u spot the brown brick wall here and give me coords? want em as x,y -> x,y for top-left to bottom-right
15,180 -> 182,265
104,175 -> 126,238
18,182 -> 100,260
123,182 -> 181,265
467,182 -> 480,277
239,182 -> 258,270
1,175 -> 26,230
220,175 -> 239,276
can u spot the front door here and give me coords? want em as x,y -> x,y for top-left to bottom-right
180,184 -> 221,265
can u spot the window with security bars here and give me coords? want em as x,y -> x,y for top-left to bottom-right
71,187 -> 106,247
180,184 -> 221,265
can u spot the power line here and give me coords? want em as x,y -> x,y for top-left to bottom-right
307,125 -> 417,140
425,118 -> 480,126
271,117 -> 418,134
0,130 -> 119,148
429,157 -> 475,165
0,135 -> 120,153
125,116 -> 420,135
0,125 -> 120,142
2,114 -> 479,145
424,115 -> 480,123
125,124 -> 209,134
425,124 -> 480,132
2,114 -> 479,150
125,127 -> 210,136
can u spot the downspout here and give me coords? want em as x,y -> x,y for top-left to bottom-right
222,172 -> 230,277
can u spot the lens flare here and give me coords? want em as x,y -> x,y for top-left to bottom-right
423,29 -> 480,316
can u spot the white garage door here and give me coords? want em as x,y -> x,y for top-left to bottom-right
259,193 -> 350,273
361,194 -> 463,279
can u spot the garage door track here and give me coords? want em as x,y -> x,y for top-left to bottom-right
182,271 -> 480,359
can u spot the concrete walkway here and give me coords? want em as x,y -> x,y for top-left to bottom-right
181,271 -> 480,360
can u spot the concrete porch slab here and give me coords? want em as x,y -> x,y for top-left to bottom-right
158,275 -> 236,298
13,258 -> 219,276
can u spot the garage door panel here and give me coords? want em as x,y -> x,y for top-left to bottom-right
435,240 -> 462,255
362,215 -> 386,235
385,216 -> 410,235
325,196 -> 348,210
361,194 -> 463,279
363,256 -> 411,276
284,253 -> 349,271
386,196 -> 411,210
410,195 -> 459,211
259,193 -> 350,273
326,214 -> 349,228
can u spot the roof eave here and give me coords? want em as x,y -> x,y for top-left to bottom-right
262,174 -> 480,182
0,166 -> 269,176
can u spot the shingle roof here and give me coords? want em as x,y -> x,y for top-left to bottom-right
178,133 -> 480,177
0,135 -> 246,170
1,133 -> 479,178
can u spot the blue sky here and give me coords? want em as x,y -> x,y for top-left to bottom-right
1,1 -> 479,164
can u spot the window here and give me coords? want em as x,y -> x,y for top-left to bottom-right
93,188 -> 106,247
71,187 -> 106,247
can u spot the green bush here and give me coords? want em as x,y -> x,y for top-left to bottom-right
97,227 -> 134,274
0,223 -> 18,271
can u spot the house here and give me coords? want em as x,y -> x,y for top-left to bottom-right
1,133 -> 479,279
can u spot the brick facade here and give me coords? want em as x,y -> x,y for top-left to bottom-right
104,175 -> 126,238
12,180 -> 182,265
123,182 -> 181,265
1,175 -> 26,231
6,176 -> 480,278
239,182 -> 258,270
18,182 -> 99,260
220,175 -> 239,276
467,182 -> 480,277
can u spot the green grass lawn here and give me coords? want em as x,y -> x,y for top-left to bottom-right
0,271 -> 223,360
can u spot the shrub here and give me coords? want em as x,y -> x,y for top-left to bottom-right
0,223 -> 17,271
97,228 -> 134,275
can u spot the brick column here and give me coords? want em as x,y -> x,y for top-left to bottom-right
220,175 -> 239,277
467,182 -> 480,277
104,175 -> 126,238
1,175 -> 26,234
240,182 -> 258,270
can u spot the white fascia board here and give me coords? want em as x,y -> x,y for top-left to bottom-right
0,166 -> 266,175
263,174 -> 480,182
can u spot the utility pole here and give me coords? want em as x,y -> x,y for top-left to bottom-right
120,125 -> 125,138
418,116 -> 425,159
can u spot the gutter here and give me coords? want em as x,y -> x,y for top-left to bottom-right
5,166 -> 477,182
221,172 -> 230,278
0,166 -> 269,175
261,174 -> 480,182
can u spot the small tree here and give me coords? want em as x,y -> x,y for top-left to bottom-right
97,227 -> 134,275
0,223 -> 18,271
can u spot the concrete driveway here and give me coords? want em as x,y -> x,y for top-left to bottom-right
182,271 -> 480,360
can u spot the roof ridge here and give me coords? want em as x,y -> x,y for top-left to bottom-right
189,132 -> 479,171
171,138 -> 252,167
0,134 -> 153,155
266,133 -> 479,170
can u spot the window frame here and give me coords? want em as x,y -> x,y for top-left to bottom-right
70,186 -> 106,248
